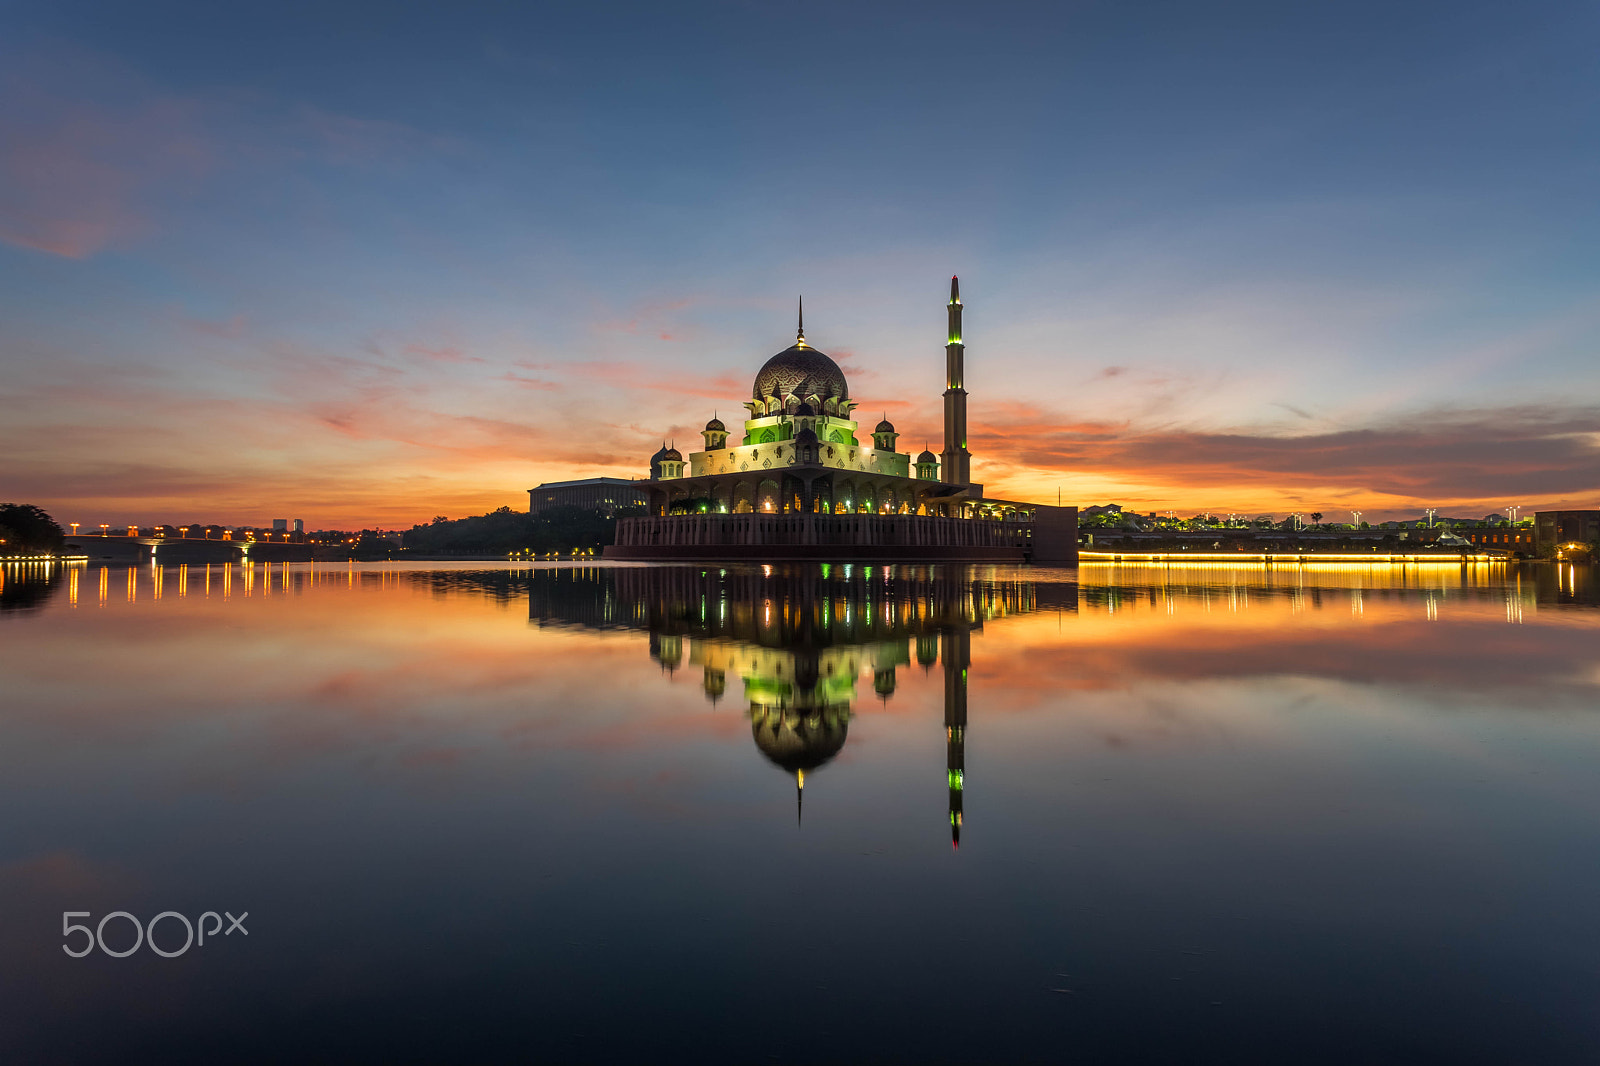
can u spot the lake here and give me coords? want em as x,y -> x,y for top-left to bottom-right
3,559 -> 1599,1063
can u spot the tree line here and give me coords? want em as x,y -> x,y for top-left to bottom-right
0,504 -> 64,553
400,505 -> 642,555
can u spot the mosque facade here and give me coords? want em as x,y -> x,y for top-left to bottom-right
606,278 -> 1077,563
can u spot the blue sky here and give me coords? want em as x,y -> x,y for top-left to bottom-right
3,0 -> 1598,525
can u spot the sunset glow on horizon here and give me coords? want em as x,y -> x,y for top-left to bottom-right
5,3 -> 1600,528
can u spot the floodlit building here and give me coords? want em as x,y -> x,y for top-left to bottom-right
1535,510 -> 1600,554
607,279 -> 1077,562
527,477 -> 651,516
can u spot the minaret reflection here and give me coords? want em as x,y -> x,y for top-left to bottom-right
527,565 -> 1074,842
942,628 -> 969,848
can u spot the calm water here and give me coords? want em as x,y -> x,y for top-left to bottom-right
3,559 -> 1600,1063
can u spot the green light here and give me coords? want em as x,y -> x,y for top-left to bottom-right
948,770 -> 964,790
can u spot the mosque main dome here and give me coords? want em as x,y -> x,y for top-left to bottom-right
751,343 -> 849,404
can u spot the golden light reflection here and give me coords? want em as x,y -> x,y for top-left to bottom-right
4,561 -> 1595,807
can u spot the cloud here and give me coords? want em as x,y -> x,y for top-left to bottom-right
973,401 -> 1600,514
567,359 -> 745,403
293,105 -> 452,165
592,297 -> 699,339
0,68 -> 210,257
0,45 -> 450,258
497,371 -> 561,390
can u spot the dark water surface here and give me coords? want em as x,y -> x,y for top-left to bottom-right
3,559 -> 1599,1064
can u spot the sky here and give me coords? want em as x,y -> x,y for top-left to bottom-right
2,0 -> 1599,528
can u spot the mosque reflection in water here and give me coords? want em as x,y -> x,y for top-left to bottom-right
528,565 -> 1078,845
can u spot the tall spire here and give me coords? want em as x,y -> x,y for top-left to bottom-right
796,295 -> 806,346
942,275 -> 971,485
796,769 -> 805,827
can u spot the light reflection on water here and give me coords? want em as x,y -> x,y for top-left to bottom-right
2,560 -> 1600,1063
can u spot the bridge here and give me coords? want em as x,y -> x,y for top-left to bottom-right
63,535 -> 316,564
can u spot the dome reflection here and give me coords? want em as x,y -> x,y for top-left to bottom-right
528,564 -> 1077,845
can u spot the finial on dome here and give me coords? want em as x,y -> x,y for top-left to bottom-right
796,768 -> 805,827
796,295 -> 806,346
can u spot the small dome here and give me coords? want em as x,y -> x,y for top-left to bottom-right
874,418 -> 895,434
917,449 -> 937,464
650,444 -> 672,461
705,417 -> 726,432
795,402 -> 815,416
661,446 -> 683,462
795,426 -> 819,443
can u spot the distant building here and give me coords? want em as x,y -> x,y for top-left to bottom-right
528,477 -> 650,516
1535,510 -> 1600,552
272,519 -> 288,532
292,519 -> 304,534
1457,526 -> 1533,552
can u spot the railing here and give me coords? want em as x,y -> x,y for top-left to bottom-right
615,513 -> 1033,549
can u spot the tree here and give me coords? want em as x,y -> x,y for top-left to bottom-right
1310,512 -> 1323,526
0,504 -> 64,553
401,505 -> 637,555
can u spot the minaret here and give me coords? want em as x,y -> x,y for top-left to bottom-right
942,276 -> 971,485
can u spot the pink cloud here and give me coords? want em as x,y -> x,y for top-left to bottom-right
402,343 -> 486,365
0,49 -> 450,259
0,73 -> 210,257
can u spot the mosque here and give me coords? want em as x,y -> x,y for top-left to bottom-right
606,278 -> 1077,563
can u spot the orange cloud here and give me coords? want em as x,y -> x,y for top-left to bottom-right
971,401 -> 1600,517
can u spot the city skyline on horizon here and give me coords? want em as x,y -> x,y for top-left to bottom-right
5,2 -> 1600,527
